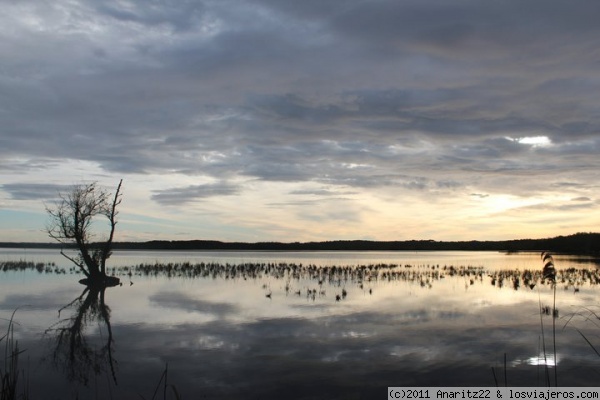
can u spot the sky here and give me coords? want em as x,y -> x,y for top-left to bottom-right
1,0 -> 599,243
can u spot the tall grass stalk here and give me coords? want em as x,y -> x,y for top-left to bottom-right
141,363 -> 180,400
552,279 -> 557,386
563,305 -> 600,359
1,310 -> 28,400
541,251 -> 558,387
576,330 -> 600,357
537,294 -> 551,386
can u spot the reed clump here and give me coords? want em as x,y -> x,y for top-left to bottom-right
5,258 -> 599,297
114,261 -> 488,290
0,261 -> 62,274
1,310 -> 28,400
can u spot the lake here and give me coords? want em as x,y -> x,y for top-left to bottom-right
1,249 -> 600,399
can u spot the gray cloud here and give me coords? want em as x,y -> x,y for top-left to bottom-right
2,183 -> 73,201
571,197 -> 592,202
151,182 -> 240,205
289,188 -> 357,196
94,1 -> 207,32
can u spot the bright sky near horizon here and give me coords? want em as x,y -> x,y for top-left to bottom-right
1,0 -> 599,243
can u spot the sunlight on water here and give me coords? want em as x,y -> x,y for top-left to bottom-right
524,355 -> 557,367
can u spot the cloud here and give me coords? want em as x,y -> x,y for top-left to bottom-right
94,1 -> 207,32
151,182 -> 241,205
3,0 -> 599,180
2,183 -> 73,201
571,197 -> 592,202
289,188 -> 357,196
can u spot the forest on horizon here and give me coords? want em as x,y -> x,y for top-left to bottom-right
1,232 -> 599,254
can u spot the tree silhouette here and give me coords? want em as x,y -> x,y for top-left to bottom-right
46,180 -> 122,285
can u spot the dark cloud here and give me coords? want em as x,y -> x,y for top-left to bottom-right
94,1 -> 207,32
3,1 -> 599,161
571,197 -> 592,202
2,183 -> 73,201
325,0 -> 600,59
151,182 -> 240,205
289,188 -> 356,196
514,201 -> 599,213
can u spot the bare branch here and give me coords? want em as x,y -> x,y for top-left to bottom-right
46,180 -> 123,283
100,179 -> 123,274
60,250 -> 90,278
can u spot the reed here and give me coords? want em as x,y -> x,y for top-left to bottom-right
540,251 -> 558,386
0,261 -> 62,274
562,301 -> 600,360
140,363 -> 181,400
0,310 -> 28,400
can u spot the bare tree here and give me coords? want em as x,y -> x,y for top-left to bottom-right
46,180 -> 123,286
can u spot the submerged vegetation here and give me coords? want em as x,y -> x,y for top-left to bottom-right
2,259 -> 598,298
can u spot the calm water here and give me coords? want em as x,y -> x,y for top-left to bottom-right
1,249 -> 600,399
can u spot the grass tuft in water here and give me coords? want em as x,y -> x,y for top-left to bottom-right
0,310 -> 28,400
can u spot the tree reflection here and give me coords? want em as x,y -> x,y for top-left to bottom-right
45,283 -> 118,386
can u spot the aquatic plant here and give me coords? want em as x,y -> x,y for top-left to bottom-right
538,252 -> 558,387
5,257 -> 599,302
562,296 -> 600,361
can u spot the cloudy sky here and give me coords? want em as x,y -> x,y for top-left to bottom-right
1,0 -> 599,243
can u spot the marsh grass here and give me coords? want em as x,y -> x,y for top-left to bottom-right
539,251 -> 558,386
0,310 -> 28,400
0,261 -> 61,274
140,363 -> 181,400
563,305 -> 600,360
495,252 -> 562,387
535,252 -> 600,386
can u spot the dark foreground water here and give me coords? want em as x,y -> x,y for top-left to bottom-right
1,249 -> 600,399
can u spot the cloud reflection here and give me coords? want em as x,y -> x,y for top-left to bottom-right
149,291 -> 238,317
108,302 -> 599,397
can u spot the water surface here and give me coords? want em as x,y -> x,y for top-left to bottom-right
1,249 -> 599,399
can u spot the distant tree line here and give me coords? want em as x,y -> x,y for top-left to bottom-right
3,232 -> 599,254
